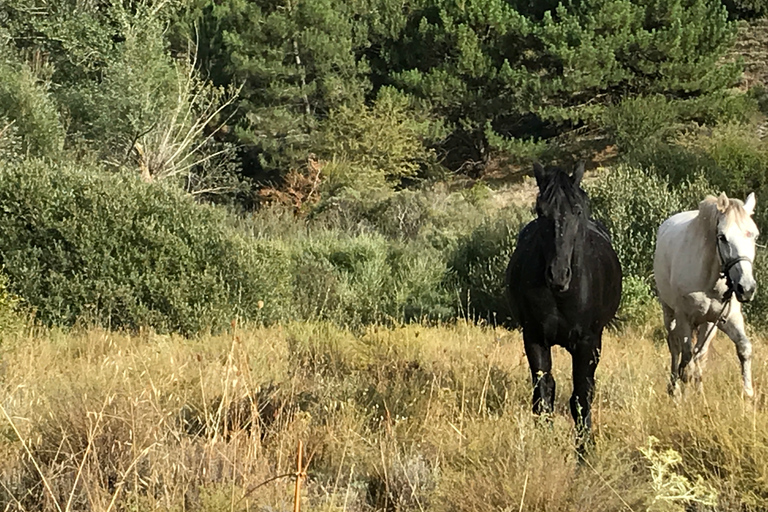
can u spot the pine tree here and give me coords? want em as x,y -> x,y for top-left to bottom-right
181,0 -> 373,176
371,0 -> 740,168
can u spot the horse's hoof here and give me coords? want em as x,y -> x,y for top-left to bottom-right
667,382 -> 681,399
743,386 -> 755,398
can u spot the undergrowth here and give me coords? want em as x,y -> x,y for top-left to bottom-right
0,320 -> 766,511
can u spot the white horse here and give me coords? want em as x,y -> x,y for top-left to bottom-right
654,192 -> 758,397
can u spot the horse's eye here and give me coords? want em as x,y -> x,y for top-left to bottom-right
718,234 -> 727,243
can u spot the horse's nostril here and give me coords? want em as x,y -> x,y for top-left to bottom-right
564,267 -> 571,280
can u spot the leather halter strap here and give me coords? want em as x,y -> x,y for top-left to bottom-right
717,236 -> 753,299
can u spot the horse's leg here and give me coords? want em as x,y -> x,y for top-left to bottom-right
679,324 -> 695,384
570,336 -> 600,449
662,304 -> 686,397
688,322 -> 717,390
718,308 -> 754,397
523,333 -> 555,415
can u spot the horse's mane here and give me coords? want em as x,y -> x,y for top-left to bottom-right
698,195 -> 750,230
538,168 -> 586,211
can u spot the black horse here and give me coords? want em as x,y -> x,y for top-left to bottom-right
506,162 -> 621,446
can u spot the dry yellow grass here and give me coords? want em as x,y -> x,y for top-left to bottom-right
0,319 -> 766,511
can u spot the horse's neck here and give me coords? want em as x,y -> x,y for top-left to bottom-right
693,216 -> 723,288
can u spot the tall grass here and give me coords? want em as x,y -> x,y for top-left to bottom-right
1,320 -> 766,511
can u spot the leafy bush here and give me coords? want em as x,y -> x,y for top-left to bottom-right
292,233 -> 453,325
0,44 -> 64,158
0,270 -> 21,334
0,159 -> 292,334
316,87 -> 443,193
449,205 -> 533,325
679,124 -> 768,209
616,275 -> 659,328
603,96 -> 679,155
587,165 -> 710,279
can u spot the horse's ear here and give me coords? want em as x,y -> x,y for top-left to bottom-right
717,192 -> 729,213
533,162 -> 548,189
572,161 -> 585,186
745,192 -> 756,216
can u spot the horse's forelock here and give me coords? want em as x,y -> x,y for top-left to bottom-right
699,195 -> 751,230
538,167 -> 585,211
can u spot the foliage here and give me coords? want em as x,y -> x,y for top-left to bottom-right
0,40 -> 64,158
0,270 -> 21,334
81,3 -> 242,194
179,0 -> 372,174
722,0 -> 768,18
617,274 -> 659,329
315,88 -> 443,194
449,204 -> 533,325
0,159 -> 292,334
678,123 -> 768,205
587,165 -> 710,279
292,233 -> 453,324
377,0 -> 740,167
640,436 -> 718,511
603,95 -> 680,155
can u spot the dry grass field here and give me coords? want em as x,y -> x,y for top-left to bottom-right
1,317 -> 767,512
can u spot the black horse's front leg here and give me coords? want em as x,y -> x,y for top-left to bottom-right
570,337 -> 601,449
524,334 -> 555,415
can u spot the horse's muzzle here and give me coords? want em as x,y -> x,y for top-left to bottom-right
547,264 -> 571,292
735,282 -> 756,303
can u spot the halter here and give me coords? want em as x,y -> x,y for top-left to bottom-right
717,235 -> 753,300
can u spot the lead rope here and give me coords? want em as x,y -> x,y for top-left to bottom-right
697,240 -> 743,355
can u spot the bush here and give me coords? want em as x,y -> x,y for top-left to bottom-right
0,159 -> 292,334
616,275 -> 659,328
449,205 -> 533,325
0,44 -> 64,158
587,165 -> 710,279
291,232 -> 453,325
680,124 -> 768,211
315,87 -> 443,194
603,95 -> 679,155
641,123 -> 768,226
0,270 -> 21,334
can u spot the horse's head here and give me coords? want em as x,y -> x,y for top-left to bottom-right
533,161 -> 589,293
711,192 -> 759,302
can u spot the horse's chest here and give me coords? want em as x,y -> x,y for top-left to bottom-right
680,292 -> 727,324
524,293 -> 592,346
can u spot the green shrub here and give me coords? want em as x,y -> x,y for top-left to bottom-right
683,124 -> 768,206
604,96 -> 679,155
0,270 -> 21,334
631,141 -> 718,188
291,233 -> 453,325
587,165 -> 710,279
449,205 -> 533,325
315,87 -> 443,193
616,275 -> 659,328
0,44 -> 64,158
0,159 -> 292,334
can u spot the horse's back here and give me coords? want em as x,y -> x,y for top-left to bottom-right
654,210 -> 700,305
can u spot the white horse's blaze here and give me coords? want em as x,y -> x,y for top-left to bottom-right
654,193 -> 759,397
